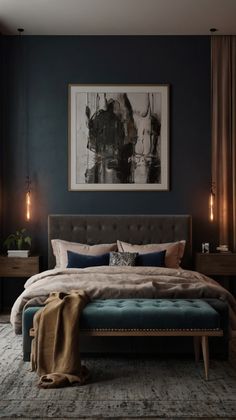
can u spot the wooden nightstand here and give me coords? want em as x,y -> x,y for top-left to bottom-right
0,256 -> 40,312
195,253 -> 236,276
0,255 -> 40,277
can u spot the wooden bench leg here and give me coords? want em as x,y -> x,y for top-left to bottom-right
193,336 -> 200,363
201,336 -> 209,380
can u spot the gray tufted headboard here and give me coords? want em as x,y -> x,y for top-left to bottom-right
48,214 -> 192,269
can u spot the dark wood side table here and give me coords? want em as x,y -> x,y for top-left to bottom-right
195,252 -> 236,294
195,253 -> 236,276
0,256 -> 40,312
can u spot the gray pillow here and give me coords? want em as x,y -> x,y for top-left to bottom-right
109,252 -> 137,266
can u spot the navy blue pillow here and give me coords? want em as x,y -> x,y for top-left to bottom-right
136,250 -> 166,267
67,250 -> 110,268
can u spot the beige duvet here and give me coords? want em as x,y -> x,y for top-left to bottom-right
10,266 -> 236,336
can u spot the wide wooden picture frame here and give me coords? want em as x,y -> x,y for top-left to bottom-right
69,84 -> 169,191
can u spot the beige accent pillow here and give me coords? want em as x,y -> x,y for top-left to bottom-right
52,239 -> 117,268
117,240 -> 186,269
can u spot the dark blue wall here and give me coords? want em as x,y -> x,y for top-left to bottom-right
2,36 -> 214,306
0,34 -> 6,250
0,36 -> 3,235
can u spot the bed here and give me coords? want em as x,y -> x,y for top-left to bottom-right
11,214 -> 235,362
48,214 -> 231,360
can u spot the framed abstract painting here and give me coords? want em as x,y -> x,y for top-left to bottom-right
68,84 -> 169,190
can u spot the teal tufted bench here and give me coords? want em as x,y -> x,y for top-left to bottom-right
24,299 -> 223,380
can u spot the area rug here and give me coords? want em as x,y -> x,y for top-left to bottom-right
0,314 -> 10,323
1,324 -> 236,419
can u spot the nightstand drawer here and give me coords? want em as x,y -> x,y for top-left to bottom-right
0,256 -> 39,277
195,253 -> 236,276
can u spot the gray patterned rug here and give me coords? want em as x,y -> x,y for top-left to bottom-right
1,323 -> 236,419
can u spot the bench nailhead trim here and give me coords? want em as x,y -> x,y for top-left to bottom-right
81,328 -> 220,332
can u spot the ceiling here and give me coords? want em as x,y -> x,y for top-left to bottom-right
0,0 -> 236,36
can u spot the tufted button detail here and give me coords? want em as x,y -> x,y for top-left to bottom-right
80,298 -> 220,332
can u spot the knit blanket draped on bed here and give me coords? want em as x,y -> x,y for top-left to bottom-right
31,290 -> 90,388
10,266 -> 236,337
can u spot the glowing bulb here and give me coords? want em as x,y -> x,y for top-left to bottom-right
209,192 -> 214,222
26,191 -> 31,221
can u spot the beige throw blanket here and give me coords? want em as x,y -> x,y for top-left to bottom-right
31,290 -> 90,388
10,266 -> 236,337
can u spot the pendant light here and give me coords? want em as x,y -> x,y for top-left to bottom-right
209,182 -> 215,222
26,175 -> 31,221
18,28 -> 32,221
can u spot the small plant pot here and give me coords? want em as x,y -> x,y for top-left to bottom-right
7,250 -> 30,258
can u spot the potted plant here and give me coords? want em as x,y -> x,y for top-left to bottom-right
4,228 -> 32,257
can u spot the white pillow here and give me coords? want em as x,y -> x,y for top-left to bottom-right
117,240 -> 186,269
51,239 -> 117,268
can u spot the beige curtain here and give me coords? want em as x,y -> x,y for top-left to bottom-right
211,36 -> 236,251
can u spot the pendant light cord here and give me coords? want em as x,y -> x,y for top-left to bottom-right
18,28 -> 30,192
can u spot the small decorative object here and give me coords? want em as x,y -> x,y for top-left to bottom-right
4,228 -> 32,257
202,243 -> 210,253
216,244 -> 230,253
69,84 -> 169,191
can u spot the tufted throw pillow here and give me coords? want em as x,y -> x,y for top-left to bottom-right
109,252 -> 137,266
117,240 -> 186,269
136,250 -> 166,267
67,251 -> 110,268
51,239 -> 117,268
